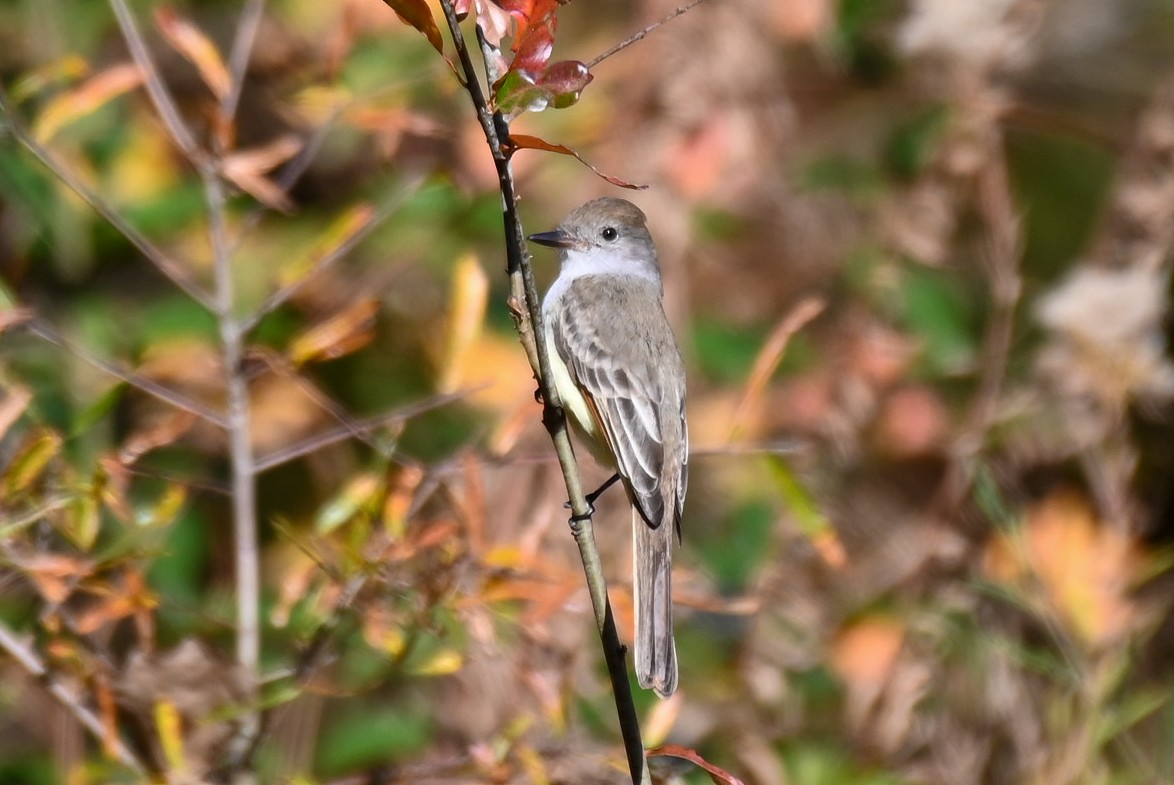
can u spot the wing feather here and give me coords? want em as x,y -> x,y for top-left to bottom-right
550,277 -> 687,531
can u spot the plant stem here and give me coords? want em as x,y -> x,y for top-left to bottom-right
438,3 -> 648,782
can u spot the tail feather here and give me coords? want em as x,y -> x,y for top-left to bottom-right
633,508 -> 677,697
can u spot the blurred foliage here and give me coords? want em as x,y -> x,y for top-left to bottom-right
3,0 -> 1174,784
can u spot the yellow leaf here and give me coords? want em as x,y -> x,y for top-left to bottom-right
315,471 -> 383,533
409,648 -> 462,676
154,6 -> 231,100
154,699 -> 187,774
10,55 -> 90,103
3,427 -> 62,497
32,63 -> 143,143
438,253 -> 489,393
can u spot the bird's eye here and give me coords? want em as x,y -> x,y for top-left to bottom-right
601,227 -> 618,241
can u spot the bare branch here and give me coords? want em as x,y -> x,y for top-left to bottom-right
23,319 -> 228,428
253,389 -> 476,473
222,0 -> 266,124
107,0 -> 202,160
586,0 -> 706,70
0,86 -> 216,312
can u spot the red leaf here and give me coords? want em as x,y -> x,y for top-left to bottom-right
511,12 -> 555,74
510,134 -> 647,189
538,60 -> 591,107
647,746 -> 747,785
382,0 -> 444,54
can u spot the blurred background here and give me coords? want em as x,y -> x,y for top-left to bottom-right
4,0 -> 1174,783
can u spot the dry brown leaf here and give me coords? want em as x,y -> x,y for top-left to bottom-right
729,296 -> 825,441
118,410 -> 198,465
0,385 -> 32,441
220,135 -> 303,211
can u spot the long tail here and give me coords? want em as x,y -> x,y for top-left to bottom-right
632,508 -> 677,697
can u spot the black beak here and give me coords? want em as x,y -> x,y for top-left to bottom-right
527,228 -> 574,248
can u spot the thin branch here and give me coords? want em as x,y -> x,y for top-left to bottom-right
0,86 -> 216,312
586,0 -> 706,69
22,319 -> 228,428
108,0 -> 202,161
0,622 -> 146,773
200,161 -> 262,761
222,0 -> 266,124
442,3 -> 647,783
253,389 -> 477,473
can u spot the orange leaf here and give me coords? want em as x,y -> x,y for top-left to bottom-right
288,298 -> 380,366
381,0 -> 444,54
155,6 -> 231,100
19,553 -> 93,604
829,616 -> 905,688
984,490 -> 1141,646
383,464 -> 425,538
32,63 -> 143,142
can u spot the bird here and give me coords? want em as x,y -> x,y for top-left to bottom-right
529,197 -> 688,697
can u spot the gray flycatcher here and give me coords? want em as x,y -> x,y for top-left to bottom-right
528,197 -> 688,697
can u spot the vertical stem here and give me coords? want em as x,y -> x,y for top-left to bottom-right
204,163 -> 260,733
438,4 -> 647,783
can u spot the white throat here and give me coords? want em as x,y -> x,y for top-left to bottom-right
542,247 -> 661,314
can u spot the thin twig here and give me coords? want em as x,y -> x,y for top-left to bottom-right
0,86 -> 216,312
107,0 -> 202,161
22,319 -> 228,428
253,389 -> 477,473
222,0 -> 266,124
586,0 -> 706,69
443,3 -> 647,783
0,622 -> 146,773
